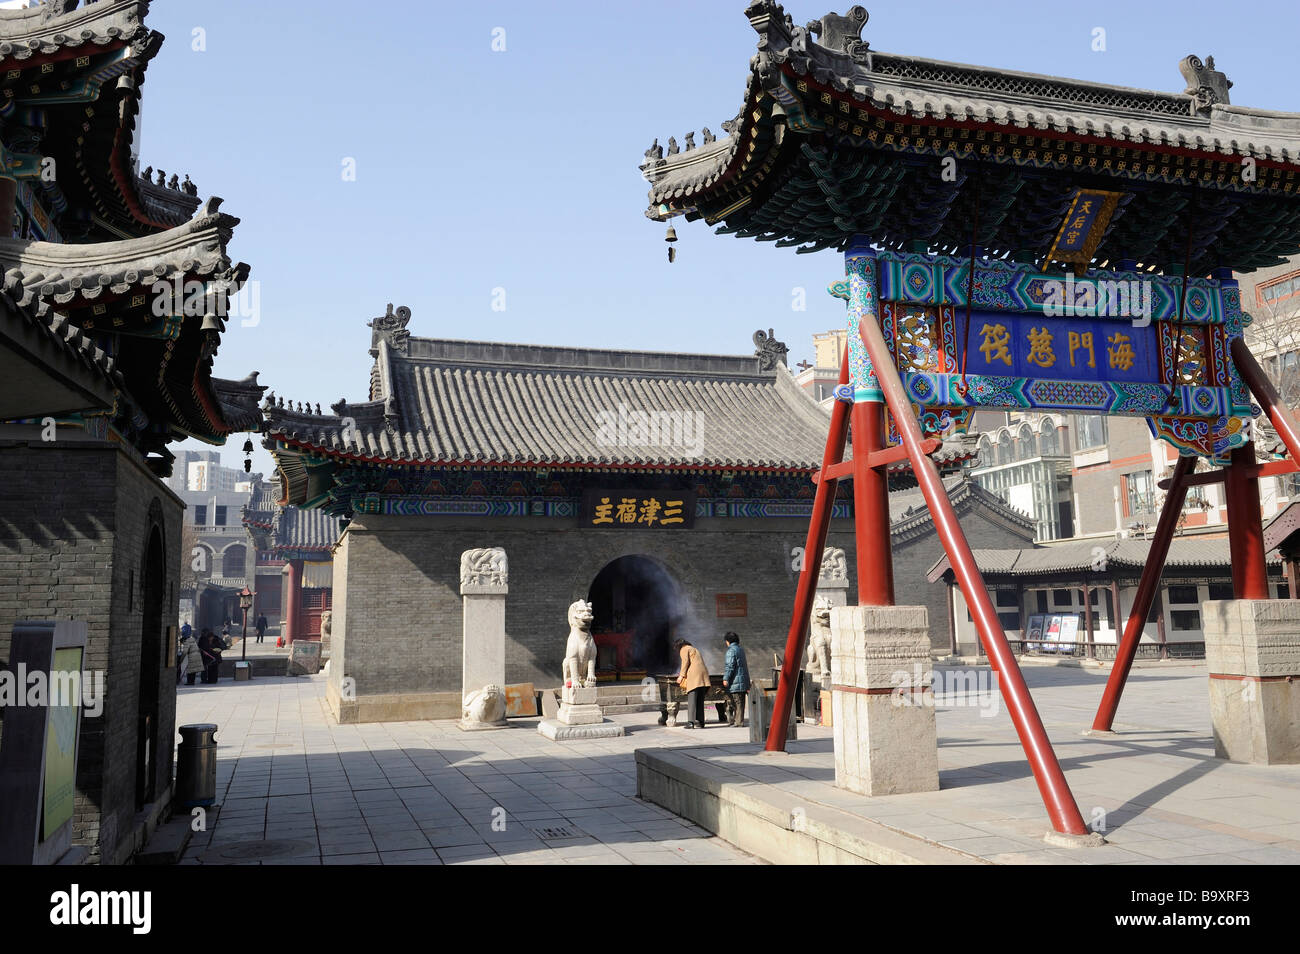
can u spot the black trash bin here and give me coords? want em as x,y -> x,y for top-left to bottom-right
175,723 -> 218,808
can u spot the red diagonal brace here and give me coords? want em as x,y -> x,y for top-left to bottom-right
856,313 -> 1089,835
1091,453 -> 1195,732
765,346 -> 851,752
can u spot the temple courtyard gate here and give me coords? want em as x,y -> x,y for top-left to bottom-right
641,3 -> 1300,838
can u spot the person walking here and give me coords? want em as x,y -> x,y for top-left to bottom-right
179,629 -> 203,686
220,619 -> 232,649
674,638 -> 711,729
255,613 -> 268,644
199,629 -> 223,684
721,632 -> 751,727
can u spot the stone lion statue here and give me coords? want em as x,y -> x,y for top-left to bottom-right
807,595 -> 833,679
563,599 -> 597,689
462,684 -> 506,724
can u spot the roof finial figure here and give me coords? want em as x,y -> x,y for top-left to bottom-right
1179,54 -> 1232,116
684,131 -> 696,151
155,168 -> 165,186
666,136 -> 679,156
806,6 -> 869,55
702,127 -> 715,144
644,138 -> 663,161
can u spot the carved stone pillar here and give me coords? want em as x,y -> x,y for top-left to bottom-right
459,547 -> 508,730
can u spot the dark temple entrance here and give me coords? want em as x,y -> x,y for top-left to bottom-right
588,555 -> 687,676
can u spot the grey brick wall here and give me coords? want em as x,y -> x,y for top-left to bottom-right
329,499 -> 1029,701
0,439 -> 180,864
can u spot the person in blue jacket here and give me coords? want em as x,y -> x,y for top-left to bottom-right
722,632 -> 751,727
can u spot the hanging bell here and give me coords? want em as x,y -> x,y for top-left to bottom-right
665,223 -> 678,244
242,438 -> 254,454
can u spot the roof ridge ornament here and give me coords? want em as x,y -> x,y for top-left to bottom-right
1179,54 -> 1231,116
367,302 -> 411,356
807,6 -> 870,62
753,327 -> 789,371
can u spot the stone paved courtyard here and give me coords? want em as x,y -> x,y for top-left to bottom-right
176,674 -> 763,865
176,660 -> 1300,865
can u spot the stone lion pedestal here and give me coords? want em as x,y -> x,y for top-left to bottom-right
538,600 -> 625,741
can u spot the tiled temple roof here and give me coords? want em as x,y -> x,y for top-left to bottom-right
639,3 -> 1300,272
926,537 -> 1281,582
889,475 -> 1037,541
266,327 -> 839,471
211,372 -> 265,432
0,196 -> 247,316
273,507 -> 341,552
0,0 -> 151,59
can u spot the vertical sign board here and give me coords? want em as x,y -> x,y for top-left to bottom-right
0,620 -> 86,864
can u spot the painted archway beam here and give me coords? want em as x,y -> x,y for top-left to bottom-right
856,299 -> 1090,837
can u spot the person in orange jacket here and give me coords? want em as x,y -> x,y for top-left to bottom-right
675,639 -> 711,729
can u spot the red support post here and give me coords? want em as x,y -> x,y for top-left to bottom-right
765,346 -> 852,752
1225,443 -> 1269,600
1091,454 -> 1195,731
852,400 -> 895,606
856,314 -> 1089,836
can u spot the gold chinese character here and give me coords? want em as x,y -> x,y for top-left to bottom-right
638,498 -> 662,526
615,497 -> 638,523
1026,327 -> 1056,368
593,497 -> 613,525
1066,230 -> 1081,244
1077,200 -> 1094,214
1071,216 -> 1089,230
1067,331 -> 1096,369
1107,332 -> 1135,371
979,323 -> 1013,366
661,500 -> 685,525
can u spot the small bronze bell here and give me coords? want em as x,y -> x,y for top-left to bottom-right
665,222 -> 678,263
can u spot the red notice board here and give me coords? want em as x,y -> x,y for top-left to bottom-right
715,593 -> 747,618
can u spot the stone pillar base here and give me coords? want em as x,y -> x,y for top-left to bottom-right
557,703 -> 604,726
1203,599 -> 1300,765
830,605 -> 940,796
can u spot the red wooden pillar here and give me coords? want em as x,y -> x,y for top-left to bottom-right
852,400 -> 894,605
1225,444 -> 1269,600
764,346 -> 852,752
284,559 -> 302,643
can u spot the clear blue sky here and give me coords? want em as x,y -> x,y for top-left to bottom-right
147,0 -> 1300,476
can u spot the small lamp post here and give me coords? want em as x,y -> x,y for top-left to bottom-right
239,587 -> 253,663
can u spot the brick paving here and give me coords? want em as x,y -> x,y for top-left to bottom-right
176,674 -> 760,865
177,661 -> 1300,865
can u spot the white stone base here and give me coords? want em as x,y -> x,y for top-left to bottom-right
562,685 -> 598,705
538,718 -> 625,741
557,703 -> 603,725
458,718 -> 508,732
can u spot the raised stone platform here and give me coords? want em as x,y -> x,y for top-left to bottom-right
634,661 -> 1300,865
538,718 -> 625,741
635,746 -> 980,865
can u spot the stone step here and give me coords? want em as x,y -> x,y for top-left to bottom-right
599,702 -> 663,715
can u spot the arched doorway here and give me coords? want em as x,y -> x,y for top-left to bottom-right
587,555 -> 688,675
136,523 -> 165,809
